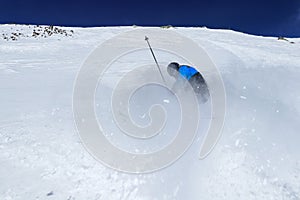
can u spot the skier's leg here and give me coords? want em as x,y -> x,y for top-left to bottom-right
189,73 -> 210,103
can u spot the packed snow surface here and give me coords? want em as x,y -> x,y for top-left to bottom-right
0,25 -> 300,200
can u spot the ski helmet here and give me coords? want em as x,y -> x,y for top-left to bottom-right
167,62 -> 179,77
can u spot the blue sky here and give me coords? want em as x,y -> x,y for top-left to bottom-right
1,0 -> 299,37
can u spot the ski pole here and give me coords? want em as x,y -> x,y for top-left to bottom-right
145,36 -> 166,84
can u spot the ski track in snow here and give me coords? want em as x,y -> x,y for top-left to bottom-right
0,25 -> 300,200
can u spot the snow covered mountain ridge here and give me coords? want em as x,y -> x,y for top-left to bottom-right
0,24 -> 300,200
1,24 -> 74,41
1,24 -> 299,42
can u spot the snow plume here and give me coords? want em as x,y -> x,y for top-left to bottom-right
73,28 -> 225,173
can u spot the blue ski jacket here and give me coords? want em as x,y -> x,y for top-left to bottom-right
178,65 -> 198,80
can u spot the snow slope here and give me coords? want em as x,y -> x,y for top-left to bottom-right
0,25 -> 300,200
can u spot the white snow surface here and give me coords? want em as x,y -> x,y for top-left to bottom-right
1,25 -> 300,200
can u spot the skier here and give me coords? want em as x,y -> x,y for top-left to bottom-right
167,62 -> 210,103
